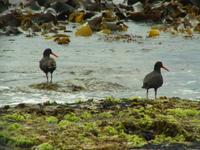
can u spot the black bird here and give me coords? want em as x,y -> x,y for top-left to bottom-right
142,61 -> 169,99
39,48 -> 58,83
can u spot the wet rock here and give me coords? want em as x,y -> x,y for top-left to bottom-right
20,17 -> 33,31
100,34 -> 142,43
127,12 -> 161,22
75,23 -> 93,36
43,105 -> 63,116
0,0 -> 10,13
151,118 -> 184,137
180,0 -> 200,8
4,26 -> 21,35
32,12 -> 57,25
69,10 -> 86,23
88,15 -> 103,31
30,23 -> 41,32
101,21 -> 128,31
126,0 -> 142,6
21,0 -> 41,10
51,1 -> 75,13
141,143 -> 200,150
118,3 -> 134,11
66,0 -> 81,9
3,105 -> 10,110
140,131 -> 155,141
0,11 -> 21,28
37,0 -> 50,7
53,34 -> 70,45
29,83 -> 60,91
17,103 -> 26,108
84,11 -> 96,20
0,98 -> 199,149
82,0 -> 100,11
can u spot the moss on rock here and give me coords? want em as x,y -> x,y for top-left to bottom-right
0,97 -> 199,149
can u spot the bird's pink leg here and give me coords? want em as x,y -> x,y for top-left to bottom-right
46,73 -> 49,83
146,89 -> 149,100
154,88 -> 157,99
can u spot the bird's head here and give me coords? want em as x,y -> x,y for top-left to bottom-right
43,48 -> 58,57
154,61 -> 169,72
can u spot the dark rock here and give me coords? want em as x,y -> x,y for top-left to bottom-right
0,0 -> 10,13
19,104 -> 44,115
123,121 -> 138,134
37,0 -> 50,7
66,0 -> 81,8
0,12 -> 21,28
127,12 -> 161,22
139,131 -> 154,141
5,26 -> 21,35
118,3 -> 134,11
101,21 -> 127,31
151,119 -> 184,137
32,12 -> 57,25
180,0 -> 200,8
17,103 -> 26,108
51,1 -> 75,13
83,1 -> 100,11
57,11 -> 69,20
3,105 -> 10,109
84,11 -> 96,20
43,105 -> 72,116
22,0 -> 41,10
140,143 -> 200,150
88,16 -> 103,31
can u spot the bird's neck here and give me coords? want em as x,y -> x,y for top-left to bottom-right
43,55 -> 50,58
154,68 -> 161,73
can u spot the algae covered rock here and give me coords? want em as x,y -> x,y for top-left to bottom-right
29,83 -> 60,91
37,142 -> 54,150
0,98 -> 199,149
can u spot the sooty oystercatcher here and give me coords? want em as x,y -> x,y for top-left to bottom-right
142,61 -> 169,99
39,48 -> 58,83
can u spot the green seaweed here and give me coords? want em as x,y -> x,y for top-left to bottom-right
30,83 -> 60,91
64,112 -> 80,122
8,123 -> 22,131
99,111 -> 113,118
2,113 -> 30,121
37,142 -> 54,150
126,134 -> 147,147
104,126 -> 118,135
0,98 -> 199,149
80,111 -> 93,119
167,108 -> 200,117
152,134 -> 185,144
58,120 -> 73,128
13,136 -> 37,147
46,116 -> 58,124
104,96 -> 121,105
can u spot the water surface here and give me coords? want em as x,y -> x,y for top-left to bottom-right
0,22 -> 200,106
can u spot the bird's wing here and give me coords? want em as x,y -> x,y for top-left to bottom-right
143,71 -> 163,88
48,58 -> 56,69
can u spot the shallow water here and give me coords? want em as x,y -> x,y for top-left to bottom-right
0,22 -> 200,106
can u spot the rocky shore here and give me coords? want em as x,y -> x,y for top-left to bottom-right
1,0 -> 200,41
0,97 -> 199,149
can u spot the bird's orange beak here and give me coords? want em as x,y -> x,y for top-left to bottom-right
162,65 -> 169,71
51,52 -> 58,57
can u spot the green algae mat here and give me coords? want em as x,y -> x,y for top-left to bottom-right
0,97 -> 199,150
